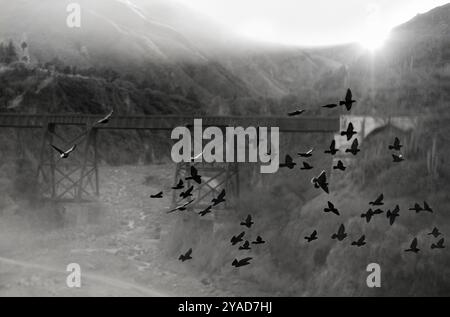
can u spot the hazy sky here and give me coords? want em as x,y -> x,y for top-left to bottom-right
174,0 -> 449,47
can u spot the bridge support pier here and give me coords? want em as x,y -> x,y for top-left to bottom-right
36,123 -> 99,202
171,162 -> 240,213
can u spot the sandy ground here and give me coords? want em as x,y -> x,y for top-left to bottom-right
0,164 -> 247,297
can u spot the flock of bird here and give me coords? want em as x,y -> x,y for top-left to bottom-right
152,163 -> 266,268
49,88 -> 445,271
285,89 -> 445,253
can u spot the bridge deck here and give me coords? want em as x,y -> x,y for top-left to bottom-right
0,113 -> 339,132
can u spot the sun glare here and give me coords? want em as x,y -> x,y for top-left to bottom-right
359,29 -> 389,52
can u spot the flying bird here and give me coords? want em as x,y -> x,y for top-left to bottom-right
388,137 -> 403,151
428,227 -> 441,238
96,109 -> 114,125
405,237 -> 420,253
311,170 -> 329,194
167,199 -> 194,213
351,235 -> 366,247
340,122 -> 357,141
305,230 -> 318,243
324,201 -> 340,216
300,162 -> 314,170
179,248 -> 193,262
252,236 -> 266,245
150,191 -> 163,199
190,151 -> 204,162
239,241 -> 251,250
345,139 -> 360,156
240,215 -> 254,228
322,103 -> 338,109
51,144 -> 77,159
333,160 -> 346,171
324,140 -> 339,155
386,205 -> 400,226
331,224 -> 347,241
423,201 -> 433,213
392,154 -> 404,163
298,148 -> 314,158
231,232 -> 245,246
361,208 -> 376,223
232,257 -> 252,268
431,238 -> 445,250
171,179 -> 184,190
279,155 -> 296,169
339,88 -> 356,111
369,194 -> 384,206
212,189 -> 226,206
409,203 -> 423,213
186,166 -> 202,184
288,109 -> 305,117
198,205 -> 212,217
180,186 -> 194,199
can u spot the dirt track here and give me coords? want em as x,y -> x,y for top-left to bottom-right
0,164 -> 238,297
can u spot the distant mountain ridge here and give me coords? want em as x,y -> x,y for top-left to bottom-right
0,0 -> 449,115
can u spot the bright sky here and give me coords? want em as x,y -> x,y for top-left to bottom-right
174,0 -> 449,48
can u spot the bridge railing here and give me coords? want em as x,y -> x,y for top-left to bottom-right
0,113 -> 339,132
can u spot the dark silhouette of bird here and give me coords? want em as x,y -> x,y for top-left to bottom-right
288,109 -> 305,116
232,257 -> 252,268
431,238 -> 445,250
311,170 -> 329,194
325,140 -> 339,155
392,154 -> 404,163
428,227 -> 441,238
150,191 -> 163,198
51,144 -> 77,159
252,236 -> 266,245
388,137 -> 402,151
231,232 -> 245,246
333,160 -> 346,171
409,203 -> 423,213
345,139 -> 360,156
279,155 -> 296,169
340,122 -> 357,141
351,235 -> 366,247
331,224 -> 347,241
171,179 -> 184,190
386,205 -> 400,225
179,248 -> 193,262
405,237 -> 420,253
186,166 -> 202,184
96,109 -> 114,125
198,205 -> 212,217
180,186 -> 194,199
322,103 -> 338,109
212,189 -> 226,206
305,230 -> 318,243
300,162 -> 313,170
423,201 -> 433,213
239,241 -> 251,250
167,199 -> 194,213
361,208 -> 376,223
369,194 -> 384,206
324,201 -> 340,216
298,148 -> 313,158
240,215 -> 254,228
339,88 -> 356,111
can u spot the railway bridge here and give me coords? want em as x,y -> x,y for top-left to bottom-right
0,113 -> 339,209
